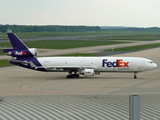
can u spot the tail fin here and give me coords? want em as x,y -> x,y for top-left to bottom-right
4,32 -> 38,58
7,33 -> 28,50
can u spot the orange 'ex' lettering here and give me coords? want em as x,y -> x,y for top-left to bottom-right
118,59 -> 129,67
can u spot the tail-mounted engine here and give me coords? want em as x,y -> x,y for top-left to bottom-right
4,48 -> 38,57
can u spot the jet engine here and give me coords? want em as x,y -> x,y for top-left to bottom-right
80,69 -> 95,76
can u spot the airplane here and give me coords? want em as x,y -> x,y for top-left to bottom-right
3,32 -> 157,79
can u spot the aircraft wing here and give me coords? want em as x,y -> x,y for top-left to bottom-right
43,66 -> 95,71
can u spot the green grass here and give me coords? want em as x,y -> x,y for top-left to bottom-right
0,49 -> 5,55
0,33 -> 8,40
105,43 -> 160,51
15,32 -> 109,38
0,43 -> 12,48
92,34 -> 160,41
58,53 -> 97,56
0,40 -> 128,50
1,31 -> 160,40
0,31 -> 113,40
0,60 -> 11,66
25,40 -> 128,49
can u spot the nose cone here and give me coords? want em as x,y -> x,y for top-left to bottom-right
154,63 -> 157,68
152,63 -> 157,69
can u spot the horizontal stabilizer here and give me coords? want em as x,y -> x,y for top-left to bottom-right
10,59 -> 28,64
10,59 -> 38,68
29,61 -> 37,68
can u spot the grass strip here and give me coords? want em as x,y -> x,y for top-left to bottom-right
1,31 -> 160,41
105,43 -> 160,51
0,40 -> 128,50
92,34 -> 160,41
25,40 -> 128,49
0,60 -> 11,67
0,31 -> 117,40
0,49 -> 5,55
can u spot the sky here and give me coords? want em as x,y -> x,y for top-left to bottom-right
0,0 -> 160,27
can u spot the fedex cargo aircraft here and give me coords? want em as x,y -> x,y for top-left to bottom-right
4,32 -> 157,79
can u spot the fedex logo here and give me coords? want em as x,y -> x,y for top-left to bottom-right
15,51 -> 27,55
86,71 -> 92,74
102,59 -> 129,67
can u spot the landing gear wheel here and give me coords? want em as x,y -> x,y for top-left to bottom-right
66,74 -> 79,78
71,74 -> 75,78
134,76 -> 137,79
134,72 -> 137,79
66,75 -> 71,78
75,74 -> 79,78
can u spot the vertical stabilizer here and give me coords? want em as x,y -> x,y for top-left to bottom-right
4,33 -> 37,58
7,33 -> 28,50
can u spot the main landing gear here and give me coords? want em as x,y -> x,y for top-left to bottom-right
134,72 -> 137,79
66,71 -> 80,78
66,74 -> 79,78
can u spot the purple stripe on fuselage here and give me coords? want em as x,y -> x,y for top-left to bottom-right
10,58 -> 47,72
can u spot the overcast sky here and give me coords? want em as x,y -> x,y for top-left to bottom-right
1,0 -> 160,27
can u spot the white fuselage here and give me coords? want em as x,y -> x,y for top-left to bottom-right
37,57 -> 157,72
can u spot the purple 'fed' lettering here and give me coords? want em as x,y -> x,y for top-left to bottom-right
102,59 -> 129,67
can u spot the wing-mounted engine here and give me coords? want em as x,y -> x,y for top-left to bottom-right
4,48 -> 38,57
80,69 -> 95,76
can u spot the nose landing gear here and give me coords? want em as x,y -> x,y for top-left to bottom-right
134,72 -> 137,79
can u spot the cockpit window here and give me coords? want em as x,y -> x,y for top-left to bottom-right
148,61 -> 154,64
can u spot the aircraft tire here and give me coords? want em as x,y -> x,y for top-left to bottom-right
71,74 -> 76,78
66,75 -> 71,78
75,74 -> 79,78
134,76 -> 137,79
66,74 -> 79,78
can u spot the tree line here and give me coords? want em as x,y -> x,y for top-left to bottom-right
102,27 -> 160,32
0,25 -> 101,32
0,25 -> 160,33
